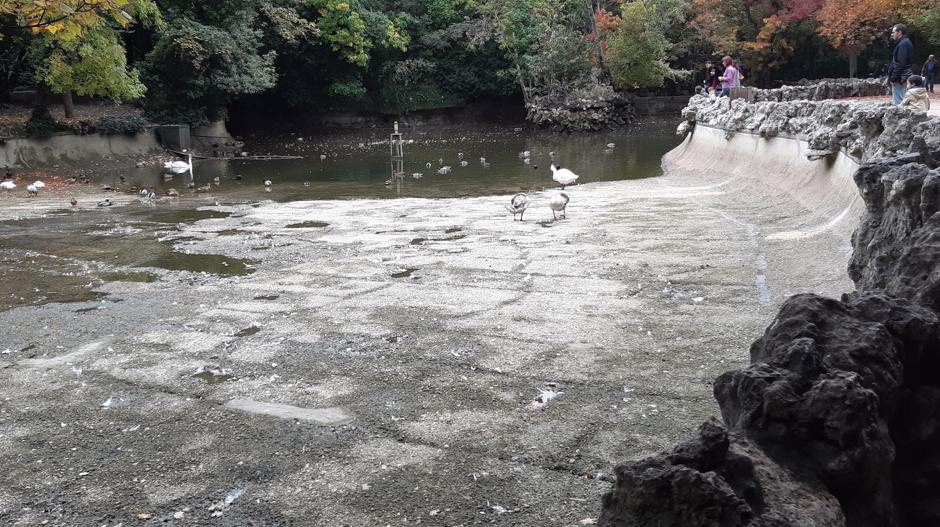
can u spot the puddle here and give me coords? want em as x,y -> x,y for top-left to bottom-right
410,238 -> 426,245
137,209 -> 232,224
253,294 -> 280,301
193,368 -> 237,384
234,326 -> 261,337
136,247 -> 255,277
390,268 -> 418,279
285,221 -> 330,229
99,271 -> 158,283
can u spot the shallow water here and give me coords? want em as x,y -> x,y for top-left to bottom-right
119,119 -> 683,201
0,120 -> 682,312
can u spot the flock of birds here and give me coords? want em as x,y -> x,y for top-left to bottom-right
505,163 -> 580,221
1,171 -> 46,197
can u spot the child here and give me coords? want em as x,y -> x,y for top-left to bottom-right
900,75 -> 931,112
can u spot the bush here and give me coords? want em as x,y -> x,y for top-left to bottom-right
93,116 -> 148,135
23,105 -> 62,137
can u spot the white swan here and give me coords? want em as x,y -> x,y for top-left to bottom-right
550,164 -> 579,189
549,192 -> 569,220
26,183 -> 38,196
0,180 -> 15,190
506,193 -> 529,221
33,181 -> 45,189
164,153 -> 192,174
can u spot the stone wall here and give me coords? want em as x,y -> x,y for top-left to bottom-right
754,78 -> 888,102
599,95 -> 940,527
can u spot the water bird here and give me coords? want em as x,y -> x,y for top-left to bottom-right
518,150 -> 531,158
213,176 -> 221,183
1,180 -> 15,190
97,199 -> 113,207
457,152 -> 464,159
320,154 -> 327,160
437,166 -> 452,175
303,181 -> 311,187
426,162 -> 432,169
412,173 -> 423,179
480,157 -> 486,164
606,143 -> 615,148
139,187 -> 149,196
549,192 -> 570,220
26,183 -> 38,196
164,153 -> 192,174
70,198 -> 77,206
66,176 -> 77,184
384,179 -> 393,186
33,181 -> 45,189
460,160 -> 468,167
550,164 -> 579,189
506,193 -> 530,221
166,189 -> 180,197
264,180 -> 272,187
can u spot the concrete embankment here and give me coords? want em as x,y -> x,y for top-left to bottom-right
0,103 -> 881,525
0,130 -> 163,167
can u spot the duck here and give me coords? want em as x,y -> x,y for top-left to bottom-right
164,152 -> 192,174
437,166 -> 452,175
69,198 -> 77,207
506,193 -> 529,221
97,198 -> 113,207
459,160 -> 468,167
264,180 -> 272,187
549,192 -> 569,220
412,173 -> 423,179
550,164 -> 579,189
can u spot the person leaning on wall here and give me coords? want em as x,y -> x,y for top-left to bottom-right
888,23 -> 914,105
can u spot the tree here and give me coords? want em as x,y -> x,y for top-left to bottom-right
606,0 -> 689,90
817,0 -> 902,77
0,0 -> 161,117
141,17 -> 277,125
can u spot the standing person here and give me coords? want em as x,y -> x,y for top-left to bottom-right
921,54 -> 937,93
888,23 -> 913,105
719,56 -> 739,97
704,61 -> 720,96
734,60 -> 746,86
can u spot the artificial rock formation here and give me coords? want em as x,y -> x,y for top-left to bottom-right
601,85 -> 940,527
754,78 -> 887,103
526,74 -> 636,132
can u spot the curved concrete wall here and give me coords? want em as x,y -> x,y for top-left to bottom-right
664,125 -> 863,241
0,130 -> 162,168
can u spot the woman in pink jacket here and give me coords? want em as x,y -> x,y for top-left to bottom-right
719,56 -> 740,97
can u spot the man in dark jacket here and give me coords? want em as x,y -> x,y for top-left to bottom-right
889,23 -> 914,104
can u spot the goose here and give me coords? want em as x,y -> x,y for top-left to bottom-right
550,164 -> 579,189
506,193 -> 529,221
0,180 -> 15,190
164,153 -> 192,173
549,192 -> 569,220
26,183 -> 38,197
33,181 -> 45,189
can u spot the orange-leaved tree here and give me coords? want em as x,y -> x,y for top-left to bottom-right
816,0 -> 907,78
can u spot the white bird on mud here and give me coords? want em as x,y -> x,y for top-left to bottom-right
550,164 -> 579,189
506,193 -> 530,221
26,183 -> 38,197
164,153 -> 192,174
549,192 -> 569,220
33,180 -> 45,189
1,180 -> 15,191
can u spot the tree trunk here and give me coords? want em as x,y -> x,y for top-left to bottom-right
585,0 -> 607,73
848,52 -> 858,79
62,91 -> 75,119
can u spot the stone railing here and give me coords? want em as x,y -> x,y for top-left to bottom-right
678,95 -> 940,162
